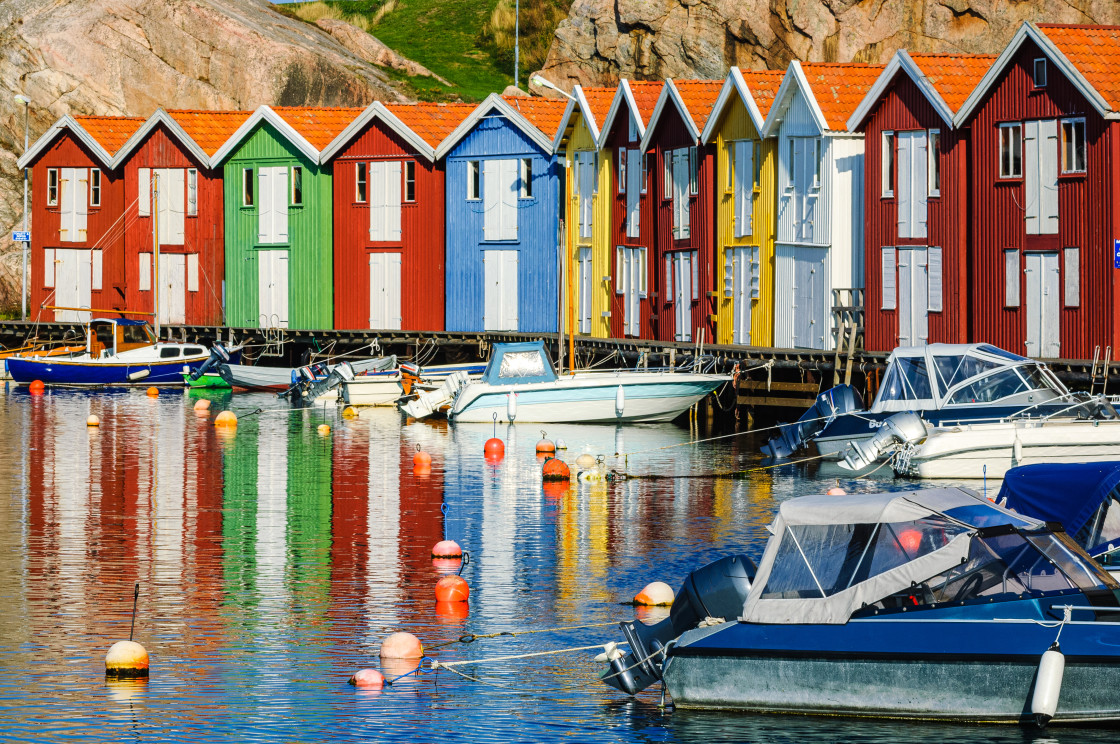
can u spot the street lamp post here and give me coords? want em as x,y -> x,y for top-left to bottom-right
15,93 -> 30,322
514,0 -> 520,90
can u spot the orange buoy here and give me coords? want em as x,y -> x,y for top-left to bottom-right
193,399 -> 211,411
146,386 -> 159,397
214,410 -> 238,429
413,447 -> 432,467
87,414 -> 101,427
29,380 -> 44,395
379,631 -> 424,659
413,464 -> 432,478
536,431 -> 556,454
542,457 -> 570,482
633,581 -> 675,607
105,640 -> 149,678
826,486 -> 847,496
431,540 -> 462,559
348,668 -> 385,688
435,575 -> 470,603
542,481 -> 568,501
317,424 -> 331,436
432,558 -> 463,575
484,438 -> 504,458
341,406 -> 358,419
435,600 -> 470,623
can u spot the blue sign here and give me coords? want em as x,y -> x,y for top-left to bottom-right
11,231 -> 29,243
1115,239 -> 1120,269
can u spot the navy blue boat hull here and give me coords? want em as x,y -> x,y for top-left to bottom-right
8,350 -> 242,387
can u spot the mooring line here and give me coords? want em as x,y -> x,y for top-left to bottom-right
426,621 -> 621,650
612,450 -> 836,480
612,411 -> 837,460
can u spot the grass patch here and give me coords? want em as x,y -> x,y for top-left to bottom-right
277,0 -> 567,101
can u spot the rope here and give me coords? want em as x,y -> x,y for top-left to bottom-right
426,621 -> 621,649
613,410 -> 837,459
430,643 -> 619,668
613,450 -> 837,480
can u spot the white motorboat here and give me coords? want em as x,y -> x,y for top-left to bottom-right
218,356 -> 396,393
401,341 -> 729,424
340,361 -> 487,407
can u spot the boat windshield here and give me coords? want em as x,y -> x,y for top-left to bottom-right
860,529 -> 1119,612
944,365 -> 1063,406
759,516 -> 969,599
1076,495 -> 1120,551
876,357 -> 934,405
120,324 -> 154,345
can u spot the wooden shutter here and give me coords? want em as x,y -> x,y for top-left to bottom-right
169,169 -> 185,244
723,248 -> 735,298
59,168 -> 75,242
187,253 -> 199,292
73,167 -> 88,241
369,161 -> 386,241
44,248 -> 55,288
1039,119 -> 1059,234
732,142 -> 746,238
674,150 -> 690,239
881,246 -> 897,310
927,246 -> 943,312
579,153 -> 593,238
386,161 -> 402,241
368,253 -> 385,327
388,252 -> 402,328
1064,246 -> 1079,307
897,133 -> 912,237
912,133 -> 928,239
1005,249 -> 1020,306
749,247 -> 761,299
139,252 -> 151,291
615,246 -> 624,294
187,169 -> 197,216
257,169 -> 271,243
500,159 -> 519,240
897,249 -> 912,345
663,151 -> 672,200
138,168 -> 151,216
273,167 -> 289,244
91,249 -> 102,291
626,149 -> 640,237
690,250 -> 699,300
483,159 -> 500,240
1024,121 -> 1040,235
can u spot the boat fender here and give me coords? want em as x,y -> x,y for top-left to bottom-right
128,369 -> 150,382
615,385 -> 625,418
1013,435 -> 1023,463
1030,641 -> 1065,727
507,391 -> 517,422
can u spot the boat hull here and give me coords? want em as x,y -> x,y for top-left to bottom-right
449,374 -> 728,424
341,374 -> 403,406
9,355 -> 211,386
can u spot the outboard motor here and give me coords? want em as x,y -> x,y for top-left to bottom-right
839,411 -> 927,470
291,361 -> 356,402
602,554 -> 756,696
399,362 -> 421,396
763,384 -> 864,459
189,343 -> 232,381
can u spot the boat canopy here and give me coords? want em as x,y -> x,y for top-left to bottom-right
481,341 -> 558,386
742,488 -> 1054,625
999,463 -> 1120,554
869,343 -> 1067,414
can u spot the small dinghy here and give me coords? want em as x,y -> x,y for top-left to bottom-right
600,488 -> 1120,724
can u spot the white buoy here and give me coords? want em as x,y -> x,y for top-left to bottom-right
615,385 -> 625,418
507,391 -> 517,422
1030,642 -> 1065,726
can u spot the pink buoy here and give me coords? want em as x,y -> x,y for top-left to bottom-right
349,668 -> 384,688
379,631 -> 424,659
431,540 -> 462,559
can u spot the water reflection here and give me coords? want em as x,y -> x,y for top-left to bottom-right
0,388 -> 1115,742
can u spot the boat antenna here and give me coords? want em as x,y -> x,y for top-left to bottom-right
129,583 -> 139,642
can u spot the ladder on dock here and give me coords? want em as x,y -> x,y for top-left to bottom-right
1091,345 -> 1112,396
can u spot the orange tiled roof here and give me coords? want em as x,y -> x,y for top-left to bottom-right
167,110 -> 253,157
502,96 -> 568,139
581,87 -> 616,130
270,106 -> 365,150
384,102 -> 475,148
73,116 -> 146,156
799,63 -> 886,130
1037,24 -> 1120,110
738,70 -> 786,119
627,81 -> 662,126
907,54 -> 996,114
673,80 -> 723,130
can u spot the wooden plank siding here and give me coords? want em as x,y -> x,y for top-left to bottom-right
563,113 -> 612,339
27,133 -> 127,319
965,38 -> 1118,359
444,112 -> 561,333
710,100 -> 776,347
121,124 -> 226,326
330,122 -> 445,332
861,73 -> 969,351
222,121 -> 333,330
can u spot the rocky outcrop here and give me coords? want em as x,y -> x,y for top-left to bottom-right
532,0 -> 1120,91
315,18 -> 452,86
0,0 -> 416,312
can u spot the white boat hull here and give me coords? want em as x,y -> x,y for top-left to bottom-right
896,419 -> 1120,479
449,372 -> 729,424
341,375 -> 403,406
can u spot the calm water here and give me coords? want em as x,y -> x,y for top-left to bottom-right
0,387 -> 1109,742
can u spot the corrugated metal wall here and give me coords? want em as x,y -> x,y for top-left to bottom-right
444,112 -> 560,333
711,98 -> 776,346
222,121 -> 334,330
563,115 -> 611,339
121,125 -> 225,326
606,108 -> 656,340
331,122 -> 445,331
28,134 -> 126,319
967,38 -> 1116,359
862,73 -> 969,351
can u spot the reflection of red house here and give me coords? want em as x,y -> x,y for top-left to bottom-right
641,80 -> 722,343
599,81 -> 662,339
322,102 -> 473,331
117,110 -> 250,326
19,116 -> 144,321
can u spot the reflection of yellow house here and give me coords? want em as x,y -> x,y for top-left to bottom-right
555,86 -> 616,339
701,68 -> 785,346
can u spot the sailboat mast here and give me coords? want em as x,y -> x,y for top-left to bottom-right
153,173 -> 160,340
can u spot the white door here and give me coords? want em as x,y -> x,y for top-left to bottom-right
672,251 -> 693,342
53,249 -> 92,322
158,253 -> 187,325
577,247 -> 592,334
258,250 -> 289,328
1024,120 -> 1059,235
727,247 -> 752,345
792,247 -> 826,349
368,252 -> 402,330
897,247 -> 929,346
1025,251 -> 1060,358
483,250 -> 518,331
625,248 -> 641,337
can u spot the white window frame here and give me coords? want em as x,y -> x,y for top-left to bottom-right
242,167 -> 254,207
618,148 -> 627,193
638,247 -> 648,297
725,142 -> 735,192
663,151 -> 672,200
628,114 -> 638,143
139,252 -> 152,291
519,158 -> 532,199
999,123 -> 1023,178
355,162 -> 368,203
640,152 -> 648,194
1033,58 -> 1047,88
786,139 -> 796,191
615,246 -> 624,295
1004,248 -> 1020,307
90,168 -> 101,207
811,139 -> 822,189
882,131 -> 895,197
927,129 -> 940,196
186,168 -> 198,216
688,146 -> 699,195
467,160 -> 480,201
290,166 -> 303,206
1061,118 -> 1086,174
47,168 -> 59,206
405,160 -> 416,202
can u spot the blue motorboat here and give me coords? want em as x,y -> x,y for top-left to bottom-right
7,318 -> 239,387
763,343 -> 1106,461
601,488 -> 1120,724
